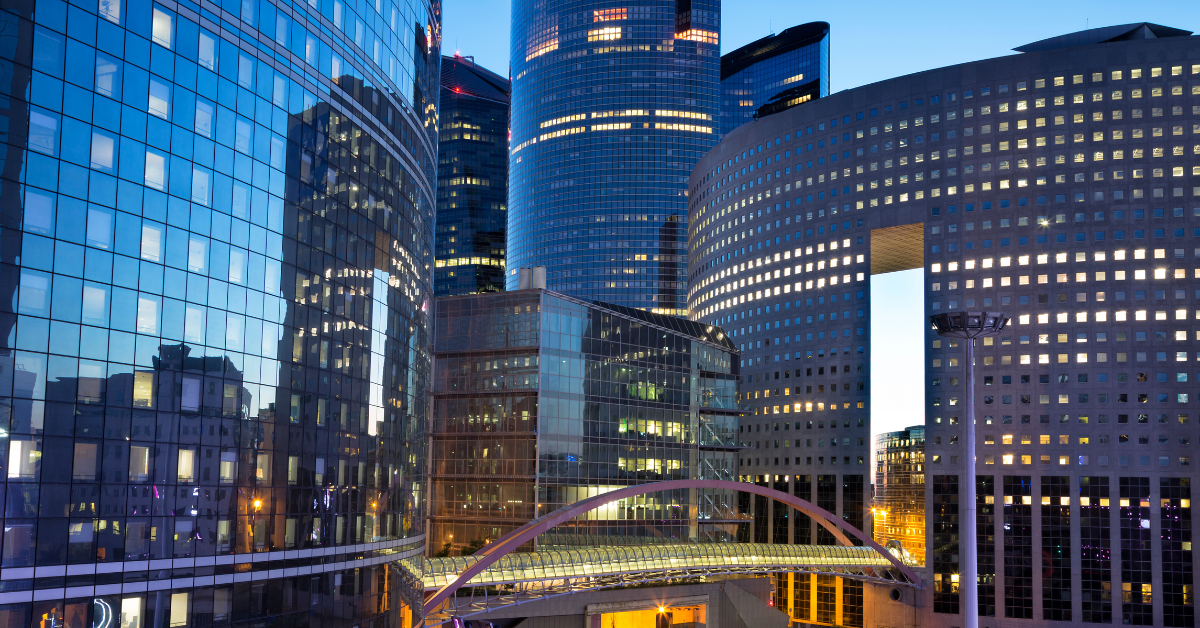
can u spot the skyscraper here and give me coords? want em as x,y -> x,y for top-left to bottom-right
686,21 -> 1199,628
0,0 -> 439,625
873,426 -> 926,565
435,54 -> 510,296
719,21 -> 830,138
506,0 -> 721,315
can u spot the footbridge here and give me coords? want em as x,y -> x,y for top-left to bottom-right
407,479 -> 922,626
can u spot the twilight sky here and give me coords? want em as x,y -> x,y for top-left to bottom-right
444,0 -> 1200,91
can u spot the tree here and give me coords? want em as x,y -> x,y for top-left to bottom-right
461,538 -> 487,555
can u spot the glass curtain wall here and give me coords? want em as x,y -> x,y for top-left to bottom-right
0,0 -> 439,624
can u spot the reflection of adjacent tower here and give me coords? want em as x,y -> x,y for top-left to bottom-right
655,215 -> 683,315
435,55 -> 511,296
431,289 -> 739,553
282,80 -> 432,556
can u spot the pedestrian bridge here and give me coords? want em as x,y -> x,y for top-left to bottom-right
408,479 -> 923,626
421,542 -> 918,590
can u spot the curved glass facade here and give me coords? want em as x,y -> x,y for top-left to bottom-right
0,0 -> 438,624
718,22 -> 829,138
506,0 -> 720,315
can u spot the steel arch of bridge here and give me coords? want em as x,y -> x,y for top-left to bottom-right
421,479 -> 922,619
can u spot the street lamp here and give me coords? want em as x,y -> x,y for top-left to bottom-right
929,311 -> 1007,628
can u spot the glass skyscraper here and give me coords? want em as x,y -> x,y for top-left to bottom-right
506,0 -> 721,316
435,54 -> 510,297
0,0 -> 438,625
430,288 -> 739,555
718,21 -> 829,138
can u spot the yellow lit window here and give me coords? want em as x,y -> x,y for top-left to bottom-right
588,27 -> 622,41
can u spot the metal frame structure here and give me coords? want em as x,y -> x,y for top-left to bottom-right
929,312 -> 1007,628
418,479 -> 923,624
418,546 -> 913,625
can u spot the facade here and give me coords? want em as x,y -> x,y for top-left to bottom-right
686,21 -> 1200,628
505,0 -> 721,315
719,22 -> 830,138
435,54 -> 510,296
0,0 -> 439,626
430,289 -> 739,554
873,426 -> 926,565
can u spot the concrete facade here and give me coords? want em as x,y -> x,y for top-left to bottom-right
687,24 -> 1200,628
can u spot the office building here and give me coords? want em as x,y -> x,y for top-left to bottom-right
719,22 -> 830,138
873,426 -> 926,565
506,0 -> 721,315
0,0 -> 439,626
687,22 -> 1199,628
435,54 -> 510,296
429,286 -> 739,553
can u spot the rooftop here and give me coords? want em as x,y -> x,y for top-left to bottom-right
440,54 -> 510,102
1014,22 -> 1192,53
721,21 -> 829,81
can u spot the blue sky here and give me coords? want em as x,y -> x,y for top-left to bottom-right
441,1 -> 1200,440
445,0 -> 1200,90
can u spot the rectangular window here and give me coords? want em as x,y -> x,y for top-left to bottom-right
177,447 -> 196,483
129,445 -> 150,482
219,451 -> 237,483
73,442 -> 98,481
169,592 -> 189,627
8,438 -> 41,480
152,7 -> 174,48
148,77 -> 171,118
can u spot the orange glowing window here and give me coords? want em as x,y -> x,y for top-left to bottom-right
593,8 -> 626,21
676,29 -> 718,44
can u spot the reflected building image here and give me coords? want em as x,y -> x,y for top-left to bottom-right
435,54 -> 511,296
873,426 -> 926,565
0,0 -> 439,623
429,284 -> 739,554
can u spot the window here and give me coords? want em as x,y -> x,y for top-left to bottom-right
129,445 -> 150,482
152,7 -> 174,48
148,77 -> 171,118
177,447 -> 196,482
219,451 -> 237,483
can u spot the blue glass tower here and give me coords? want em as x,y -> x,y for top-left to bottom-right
719,22 -> 830,137
435,55 -> 510,296
506,0 -> 721,315
0,0 -> 438,624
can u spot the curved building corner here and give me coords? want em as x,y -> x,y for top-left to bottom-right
0,0 -> 440,626
688,22 -> 1199,628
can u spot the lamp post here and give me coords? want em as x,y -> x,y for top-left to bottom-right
929,311 -> 1007,628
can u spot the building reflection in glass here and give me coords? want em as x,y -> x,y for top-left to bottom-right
431,288 -> 738,554
0,0 -> 439,620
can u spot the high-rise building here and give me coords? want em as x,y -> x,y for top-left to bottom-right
873,426 -> 926,565
719,22 -> 830,138
506,0 -> 721,315
429,287 -> 740,554
0,0 -> 440,625
686,21 -> 1199,628
435,54 -> 510,296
